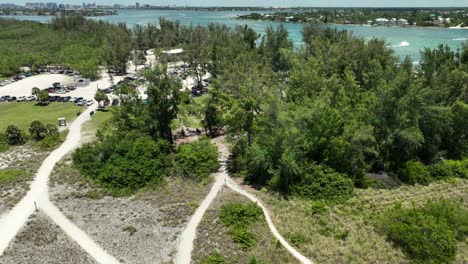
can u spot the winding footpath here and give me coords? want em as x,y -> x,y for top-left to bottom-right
0,105 -> 119,264
175,138 -> 313,264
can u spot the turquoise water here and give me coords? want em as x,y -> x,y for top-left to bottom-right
2,9 -> 467,60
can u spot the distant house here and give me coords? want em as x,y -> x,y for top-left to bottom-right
285,16 -> 294,22
375,18 -> 389,26
397,19 -> 409,26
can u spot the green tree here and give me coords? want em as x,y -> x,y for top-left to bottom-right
29,120 -> 47,140
37,90 -> 49,105
5,125 -> 25,145
145,66 -> 181,143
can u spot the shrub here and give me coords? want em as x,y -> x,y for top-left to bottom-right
431,159 -> 468,179
5,125 -> 25,145
37,134 -> 63,149
421,199 -> 468,241
219,202 -> 263,250
381,200 -> 466,263
122,225 -> 137,236
291,163 -> 353,201
29,120 -> 47,140
220,202 -> 263,227
289,232 -> 308,246
176,136 -> 219,180
399,160 -> 432,185
230,225 -> 257,249
200,252 -> 225,264
73,134 -> 173,196
0,169 -> 27,185
0,133 -> 9,152
310,200 -> 328,215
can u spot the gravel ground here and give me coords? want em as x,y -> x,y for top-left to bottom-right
48,156 -> 213,264
0,145 -> 50,215
0,211 -> 96,264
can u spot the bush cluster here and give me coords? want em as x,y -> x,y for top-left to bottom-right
219,202 -> 263,249
381,199 -> 467,263
291,163 -> 354,201
73,134 -> 172,196
175,136 -> 219,180
73,134 -> 221,196
399,159 -> 468,185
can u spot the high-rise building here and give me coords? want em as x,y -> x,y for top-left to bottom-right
136,2 -> 140,9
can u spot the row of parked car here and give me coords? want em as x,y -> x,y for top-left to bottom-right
0,95 -> 36,102
0,72 -> 36,87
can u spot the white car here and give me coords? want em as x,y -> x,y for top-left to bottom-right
17,96 -> 26,102
76,100 -> 85,106
26,95 -> 36,101
86,100 -> 94,106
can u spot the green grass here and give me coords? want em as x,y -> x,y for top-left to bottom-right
0,102 -> 81,132
0,169 -> 27,185
82,108 -> 114,136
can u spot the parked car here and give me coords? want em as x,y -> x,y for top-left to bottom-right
76,99 -> 85,106
17,96 -> 26,102
68,85 -> 77,91
26,95 -> 36,101
52,82 -> 61,88
8,96 -> 17,102
86,100 -> 94,106
62,96 -> 71,102
74,97 -> 83,104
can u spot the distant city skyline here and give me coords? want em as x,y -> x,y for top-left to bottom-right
1,0 -> 468,7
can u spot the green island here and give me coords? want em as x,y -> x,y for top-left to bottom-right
0,13 -> 467,264
238,8 -> 468,28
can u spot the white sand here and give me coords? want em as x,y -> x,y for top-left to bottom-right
0,74 -> 74,97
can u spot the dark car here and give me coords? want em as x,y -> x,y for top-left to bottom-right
74,97 -> 83,104
52,82 -> 61,88
68,85 -> 77,91
62,96 -> 71,102
8,96 -> 17,102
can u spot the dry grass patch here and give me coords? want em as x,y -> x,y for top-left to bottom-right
1,211 -> 96,264
256,179 -> 468,264
192,188 -> 299,264
0,145 -> 50,213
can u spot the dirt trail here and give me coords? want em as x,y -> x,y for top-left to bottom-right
174,138 -> 313,264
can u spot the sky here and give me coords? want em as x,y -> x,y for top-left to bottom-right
4,0 -> 468,7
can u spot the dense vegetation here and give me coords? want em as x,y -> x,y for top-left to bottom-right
0,16 -> 132,78
381,199 -> 467,263
72,66 -> 219,195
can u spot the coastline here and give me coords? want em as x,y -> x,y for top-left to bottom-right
234,17 -> 468,30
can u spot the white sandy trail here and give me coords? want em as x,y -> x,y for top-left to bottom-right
225,179 -> 313,264
0,103 -> 119,264
174,139 -> 313,264
174,141 -> 229,264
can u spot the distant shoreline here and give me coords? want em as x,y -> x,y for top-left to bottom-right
235,17 -> 468,30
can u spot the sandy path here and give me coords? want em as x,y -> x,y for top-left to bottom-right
174,138 -> 313,264
0,86 -> 119,263
174,139 -> 229,264
225,179 -> 313,264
